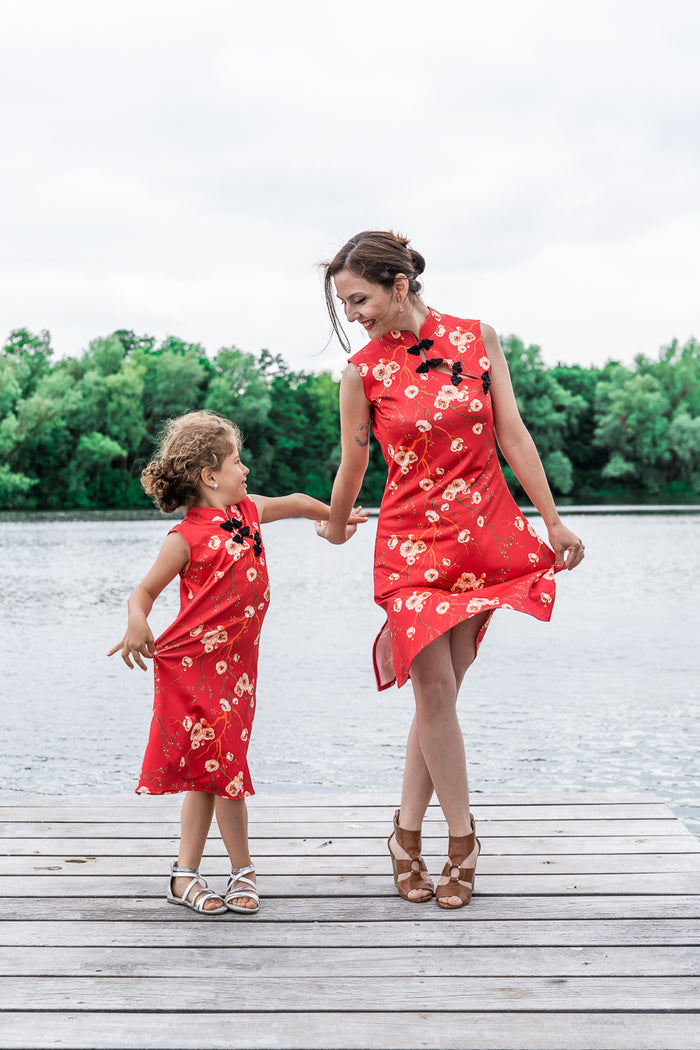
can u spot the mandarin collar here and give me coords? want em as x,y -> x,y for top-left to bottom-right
378,307 -> 442,349
184,504 -> 243,524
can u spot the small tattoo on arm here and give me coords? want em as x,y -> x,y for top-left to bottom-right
354,424 -> 369,447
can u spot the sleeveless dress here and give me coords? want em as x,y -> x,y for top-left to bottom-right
349,308 -> 560,691
136,497 -> 270,797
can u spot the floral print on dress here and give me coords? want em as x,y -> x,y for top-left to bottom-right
349,309 -> 560,690
136,498 -> 269,797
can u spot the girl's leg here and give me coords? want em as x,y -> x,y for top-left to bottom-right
214,796 -> 257,910
172,790 -> 224,910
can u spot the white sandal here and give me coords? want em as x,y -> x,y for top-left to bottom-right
224,864 -> 260,913
166,862 -> 227,915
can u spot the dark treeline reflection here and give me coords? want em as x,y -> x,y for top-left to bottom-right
2,326 -> 700,509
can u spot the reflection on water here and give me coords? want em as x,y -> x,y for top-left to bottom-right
1,508 -> 698,835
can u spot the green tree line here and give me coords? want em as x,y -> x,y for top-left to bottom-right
1,326 -> 699,509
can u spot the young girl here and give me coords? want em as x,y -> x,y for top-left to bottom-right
109,411 -> 364,915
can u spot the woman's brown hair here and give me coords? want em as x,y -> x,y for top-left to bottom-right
322,230 -> 426,352
140,411 -> 241,513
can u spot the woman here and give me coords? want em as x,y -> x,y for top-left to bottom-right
315,230 -> 584,909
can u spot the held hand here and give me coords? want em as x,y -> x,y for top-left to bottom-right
107,623 -> 156,671
548,522 -> 585,571
315,506 -> 367,544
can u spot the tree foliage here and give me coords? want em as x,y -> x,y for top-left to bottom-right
1,326 -> 699,509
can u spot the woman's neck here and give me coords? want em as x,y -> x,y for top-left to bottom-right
403,299 -> 430,339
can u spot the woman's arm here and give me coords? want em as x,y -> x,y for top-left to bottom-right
315,364 -> 372,544
107,530 -> 190,669
484,324 -> 584,570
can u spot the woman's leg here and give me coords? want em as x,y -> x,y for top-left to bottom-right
172,790 -> 223,910
388,716 -> 435,901
214,796 -> 257,910
405,613 -> 488,907
400,611 -> 490,828
407,632 -> 469,831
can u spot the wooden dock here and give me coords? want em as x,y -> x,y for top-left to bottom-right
0,792 -> 699,1050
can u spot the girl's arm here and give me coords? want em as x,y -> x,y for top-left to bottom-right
316,364 -> 372,545
485,324 -> 584,571
107,531 -> 190,670
250,492 -> 367,526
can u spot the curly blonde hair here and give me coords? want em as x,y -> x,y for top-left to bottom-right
141,411 -> 241,513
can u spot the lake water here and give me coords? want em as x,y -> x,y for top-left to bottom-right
1,508 -> 698,835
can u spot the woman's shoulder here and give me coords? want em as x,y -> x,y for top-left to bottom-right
433,311 -> 482,337
348,339 -> 384,367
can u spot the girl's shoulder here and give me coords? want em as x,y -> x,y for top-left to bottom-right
168,505 -> 229,542
235,496 -> 261,528
166,515 -> 190,540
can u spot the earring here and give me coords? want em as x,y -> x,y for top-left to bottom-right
213,483 -> 219,490
398,300 -> 404,313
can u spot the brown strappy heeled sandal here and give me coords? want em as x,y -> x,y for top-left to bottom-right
435,813 -> 480,909
387,809 -> 434,902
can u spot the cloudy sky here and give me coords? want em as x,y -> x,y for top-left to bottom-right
1,0 -> 698,376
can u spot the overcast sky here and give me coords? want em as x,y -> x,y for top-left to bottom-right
1,0 -> 698,376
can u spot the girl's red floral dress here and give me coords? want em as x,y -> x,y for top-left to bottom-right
349,308 -> 561,691
137,498 -> 269,797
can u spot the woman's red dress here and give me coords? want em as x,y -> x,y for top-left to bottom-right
136,498 -> 269,797
349,309 -> 560,691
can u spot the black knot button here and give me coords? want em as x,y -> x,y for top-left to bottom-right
219,517 -> 263,558
406,338 -> 435,356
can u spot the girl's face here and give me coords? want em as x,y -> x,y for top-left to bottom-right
213,445 -> 250,506
333,269 -> 402,341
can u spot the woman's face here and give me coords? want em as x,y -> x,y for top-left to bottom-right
333,269 -> 402,341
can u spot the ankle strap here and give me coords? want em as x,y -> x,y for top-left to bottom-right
171,862 -> 199,875
230,863 -> 255,877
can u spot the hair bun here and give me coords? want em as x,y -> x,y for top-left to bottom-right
393,231 -> 410,248
409,248 -> 426,276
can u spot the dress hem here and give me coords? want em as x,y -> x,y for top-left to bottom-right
135,786 -> 256,801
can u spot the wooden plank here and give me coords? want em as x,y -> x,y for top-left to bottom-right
1,895 -> 697,921
6,851 -> 700,876
3,871 -> 699,897
0,818 -> 688,838
3,834 -> 697,856
1,1011 -> 698,1050
0,790 -> 665,807
1,918 -> 697,949
2,974 -> 699,1011
2,944 -> 698,978
0,802 -> 678,822
0,792 -> 696,1050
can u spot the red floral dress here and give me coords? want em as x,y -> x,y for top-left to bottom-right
136,498 -> 269,797
349,309 -> 560,691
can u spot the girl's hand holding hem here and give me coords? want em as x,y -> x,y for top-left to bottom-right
107,622 -> 156,671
